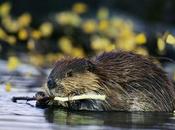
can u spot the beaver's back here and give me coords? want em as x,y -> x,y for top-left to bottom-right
93,51 -> 175,111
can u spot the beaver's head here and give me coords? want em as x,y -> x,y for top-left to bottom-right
47,58 -> 106,110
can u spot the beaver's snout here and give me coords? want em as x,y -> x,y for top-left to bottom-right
47,79 -> 57,89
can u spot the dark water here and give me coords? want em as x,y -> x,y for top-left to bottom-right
0,60 -> 175,130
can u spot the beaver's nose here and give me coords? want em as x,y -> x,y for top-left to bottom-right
47,79 -> 56,89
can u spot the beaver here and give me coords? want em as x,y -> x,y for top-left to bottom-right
36,50 -> 175,112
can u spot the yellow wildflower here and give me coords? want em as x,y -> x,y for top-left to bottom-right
98,19 -> 109,32
135,33 -> 147,45
71,47 -> 85,57
82,19 -> 97,33
58,37 -> 73,54
166,34 -> 175,45
91,37 -> 111,51
0,27 -> 7,39
18,13 -> 32,28
157,38 -> 165,52
97,7 -> 109,19
18,29 -> 28,40
6,35 -> 16,45
7,56 -> 20,71
135,47 -> 148,56
2,16 -> 19,33
39,22 -> 53,37
5,82 -> 12,92
111,17 -> 124,29
72,2 -> 87,14
27,39 -> 35,50
46,53 -> 60,63
116,40 -> 136,51
55,12 -> 81,26
105,44 -> 116,52
0,2 -> 11,17
31,30 -> 42,39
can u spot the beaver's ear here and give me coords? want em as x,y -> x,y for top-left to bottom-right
85,60 -> 96,72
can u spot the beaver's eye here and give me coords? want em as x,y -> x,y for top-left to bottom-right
66,70 -> 73,77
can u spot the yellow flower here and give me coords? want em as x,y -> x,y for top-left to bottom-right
111,17 -> 124,29
157,38 -> 165,52
0,27 -> 7,40
7,56 -> 20,71
31,30 -> 42,39
116,39 -> 136,51
72,2 -> 87,14
18,13 -> 32,28
166,34 -> 175,45
98,19 -> 109,32
91,37 -> 111,51
6,35 -> 16,45
82,19 -> 97,33
2,16 -> 19,33
115,27 -> 136,51
71,47 -> 85,57
46,53 -> 62,63
18,29 -> 28,40
97,7 -> 109,20
58,37 -> 73,54
111,18 -> 134,40
135,47 -> 148,56
0,2 -> 11,17
5,82 -> 12,92
105,44 -> 116,52
39,22 -> 53,37
55,12 -> 81,26
135,33 -> 147,45
27,39 -> 35,50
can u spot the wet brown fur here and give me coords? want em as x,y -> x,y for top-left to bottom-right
47,50 -> 175,112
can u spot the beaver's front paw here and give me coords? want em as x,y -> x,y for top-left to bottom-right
35,91 -> 49,108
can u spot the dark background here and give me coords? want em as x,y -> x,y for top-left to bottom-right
8,0 -> 175,24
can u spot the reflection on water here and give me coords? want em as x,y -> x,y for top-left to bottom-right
44,108 -> 175,129
0,60 -> 175,130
